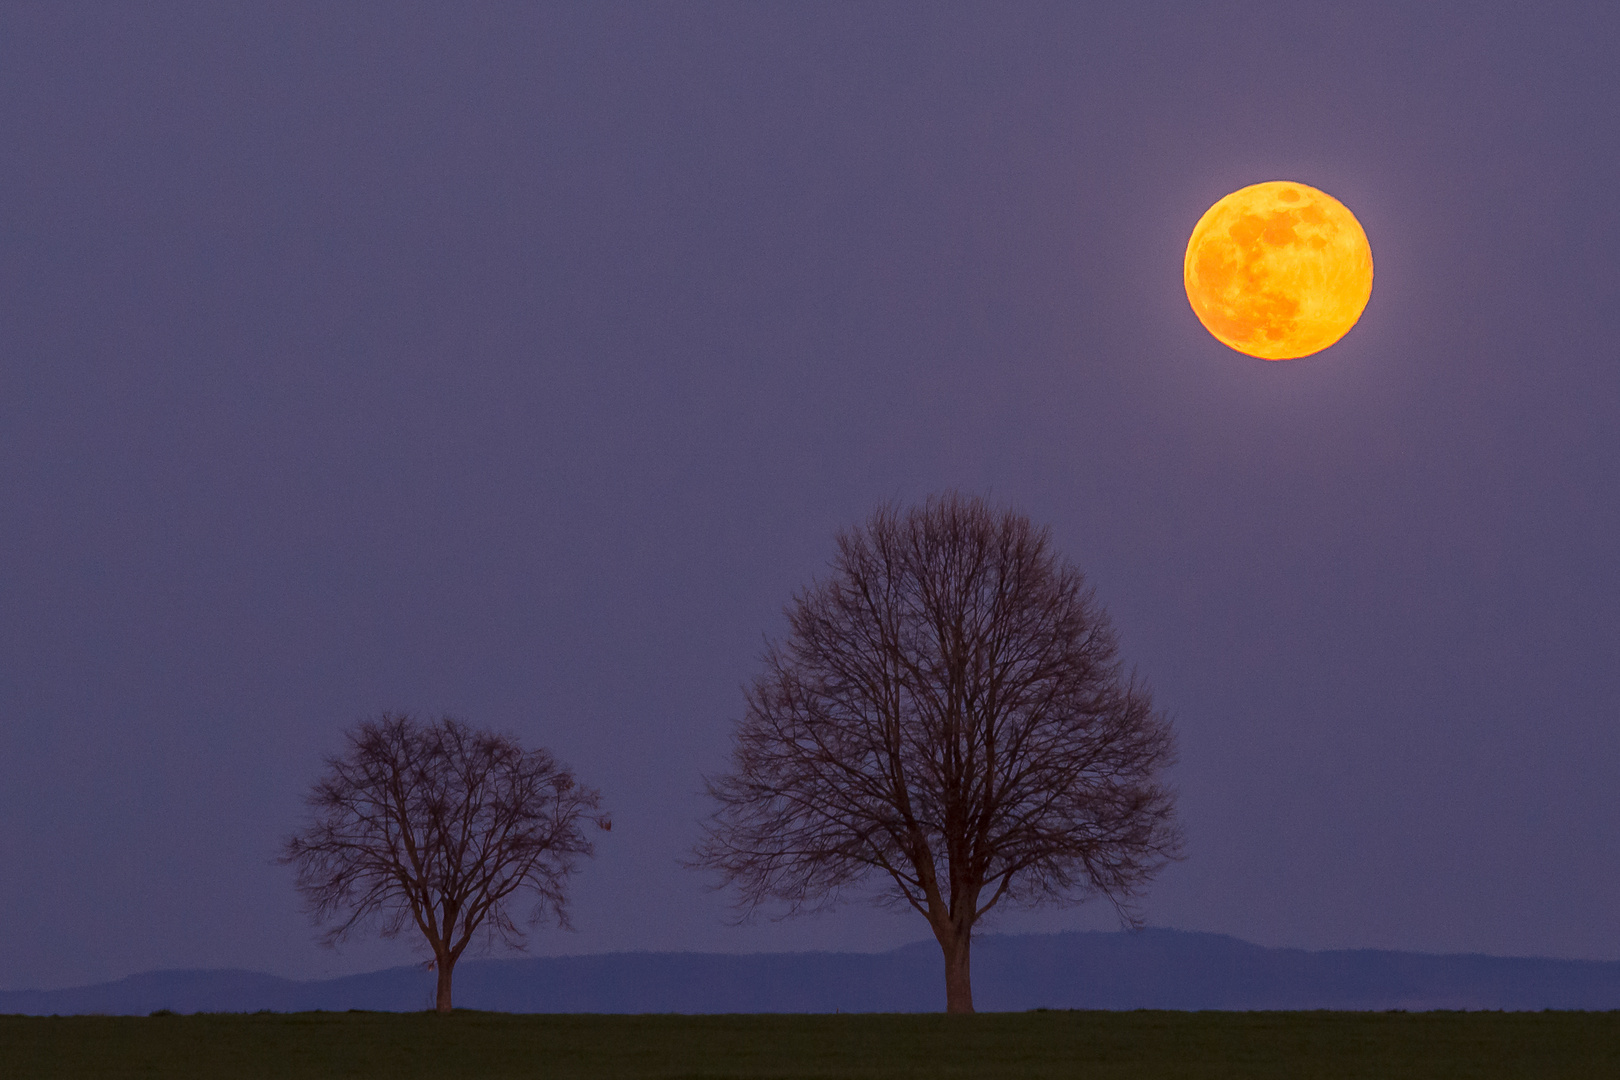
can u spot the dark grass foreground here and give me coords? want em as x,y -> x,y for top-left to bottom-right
3,1010 -> 1616,1079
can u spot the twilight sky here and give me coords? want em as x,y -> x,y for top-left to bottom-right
3,2 -> 1618,991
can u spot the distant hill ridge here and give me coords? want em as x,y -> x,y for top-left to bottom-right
5,929 -> 1619,1015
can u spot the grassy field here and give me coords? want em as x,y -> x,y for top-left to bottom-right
2,1010 -> 1616,1079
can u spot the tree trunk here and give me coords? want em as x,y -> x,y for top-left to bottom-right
434,954 -> 456,1014
937,928 -> 974,1014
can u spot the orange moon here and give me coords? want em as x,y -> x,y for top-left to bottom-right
1184,181 -> 1373,360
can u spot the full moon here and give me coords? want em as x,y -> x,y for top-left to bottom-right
1184,181 -> 1373,360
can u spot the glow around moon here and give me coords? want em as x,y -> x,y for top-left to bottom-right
1184,181 -> 1373,360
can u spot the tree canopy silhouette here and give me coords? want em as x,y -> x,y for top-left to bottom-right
281,713 -> 608,1012
695,493 -> 1181,1013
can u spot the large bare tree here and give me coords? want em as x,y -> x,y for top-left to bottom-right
281,713 -> 608,1013
695,493 -> 1181,1013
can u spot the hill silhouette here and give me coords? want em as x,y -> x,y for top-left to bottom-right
6,930 -> 1619,1015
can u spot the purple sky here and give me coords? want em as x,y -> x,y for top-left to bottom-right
3,3 -> 1618,991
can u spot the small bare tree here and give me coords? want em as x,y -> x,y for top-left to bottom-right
695,493 -> 1181,1013
281,713 -> 608,1013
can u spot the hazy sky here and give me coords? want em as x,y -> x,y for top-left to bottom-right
3,2 -> 1618,991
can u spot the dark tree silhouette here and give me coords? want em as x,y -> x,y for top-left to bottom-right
695,493 -> 1181,1013
281,713 -> 608,1013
